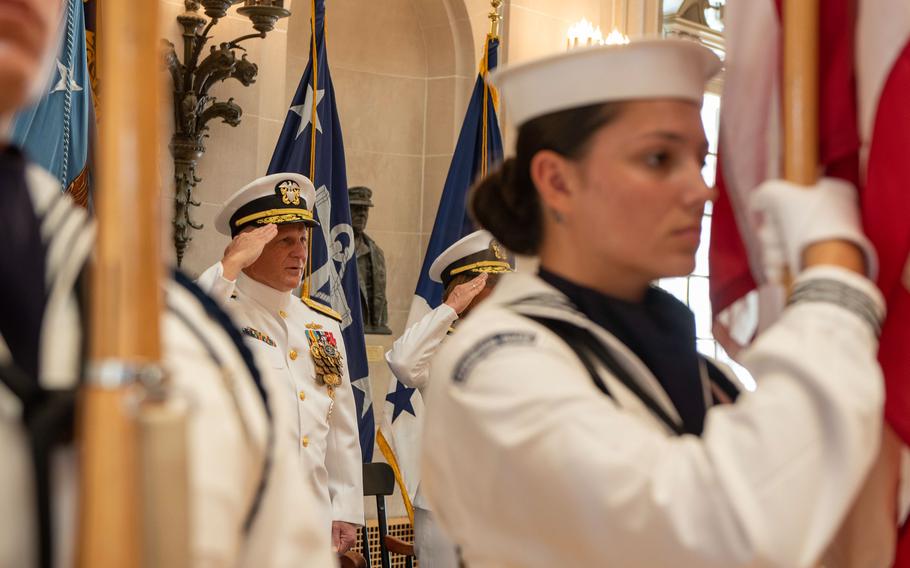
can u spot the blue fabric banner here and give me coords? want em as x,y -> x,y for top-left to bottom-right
414,36 -> 504,311
12,0 -> 93,205
268,0 -> 374,461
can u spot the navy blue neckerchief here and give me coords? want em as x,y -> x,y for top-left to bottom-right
0,146 -> 59,568
0,146 -> 48,381
538,269 -> 707,436
0,268 -> 276,568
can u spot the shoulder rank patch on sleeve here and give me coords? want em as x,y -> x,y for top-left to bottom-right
301,296 -> 342,322
241,326 -> 277,347
453,331 -> 536,384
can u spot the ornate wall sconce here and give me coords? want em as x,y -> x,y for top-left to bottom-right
164,0 -> 290,265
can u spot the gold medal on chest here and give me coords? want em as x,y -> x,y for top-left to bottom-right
306,330 -> 344,389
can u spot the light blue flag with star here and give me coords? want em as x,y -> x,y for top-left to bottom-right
12,0 -> 93,207
268,0 -> 374,462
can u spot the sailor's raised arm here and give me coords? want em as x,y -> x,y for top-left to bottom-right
196,224 -> 278,303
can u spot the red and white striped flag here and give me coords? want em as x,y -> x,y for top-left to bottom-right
711,0 -> 910,564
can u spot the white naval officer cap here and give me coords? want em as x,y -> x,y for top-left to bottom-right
429,230 -> 516,288
488,38 -> 722,126
215,173 -> 319,237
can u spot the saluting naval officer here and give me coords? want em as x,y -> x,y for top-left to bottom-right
198,173 -> 365,554
386,230 -> 515,568
420,40 -> 888,568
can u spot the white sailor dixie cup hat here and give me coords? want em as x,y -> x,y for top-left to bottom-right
488,38 -> 722,126
215,173 -> 319,237
429,230 -> 516,288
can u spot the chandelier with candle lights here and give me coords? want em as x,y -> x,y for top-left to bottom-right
567,18 -> 629,50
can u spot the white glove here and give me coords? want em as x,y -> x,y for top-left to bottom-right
751,177 -> 878,281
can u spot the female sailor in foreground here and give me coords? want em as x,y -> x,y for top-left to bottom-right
420,40 -> 885,568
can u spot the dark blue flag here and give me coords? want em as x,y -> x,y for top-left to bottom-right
413,35 -> 504,314
268,0 -> 374,461
376,34 -> 504,522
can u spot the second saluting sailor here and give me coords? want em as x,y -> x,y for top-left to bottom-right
198,173 -> 365,554
386,229 -> 515,568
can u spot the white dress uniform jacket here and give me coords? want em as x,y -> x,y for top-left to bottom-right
198,262 -> 365,529
165,278 -> 336,568
386,304 -> 461,568
422,268 -> 886,568
0,165 -> 92,568
1,168 -> 338,568
385,303 -> 458,510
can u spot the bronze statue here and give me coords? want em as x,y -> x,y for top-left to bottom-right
350,186 -> 391,335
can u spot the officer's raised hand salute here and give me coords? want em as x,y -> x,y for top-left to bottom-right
444,273 -> 489,314
222,223 -> 280,281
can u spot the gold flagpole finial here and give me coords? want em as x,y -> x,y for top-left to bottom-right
489,0 -> 502,36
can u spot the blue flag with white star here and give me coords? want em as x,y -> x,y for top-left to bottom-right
412,36 -> 504,314
12,0 -> 93,207
268,0 -> 374,462
377,34 -> 504,522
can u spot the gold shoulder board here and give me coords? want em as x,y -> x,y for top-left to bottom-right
301,296 -> 342,322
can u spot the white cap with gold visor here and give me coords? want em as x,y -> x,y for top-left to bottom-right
215,172 -> 318,237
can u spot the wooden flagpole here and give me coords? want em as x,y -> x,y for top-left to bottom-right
783,0 -> 864,274
782,0 -> 819,185
783,2 -> 899,566
77,0 -> 188,566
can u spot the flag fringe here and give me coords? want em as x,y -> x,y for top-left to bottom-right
66,166 -> 90,208
377,429 -> 415,526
